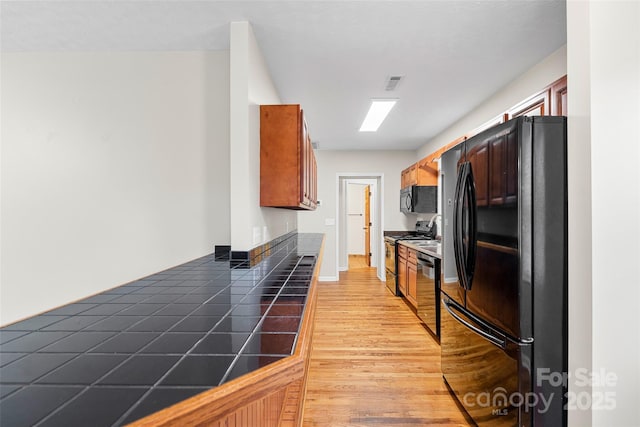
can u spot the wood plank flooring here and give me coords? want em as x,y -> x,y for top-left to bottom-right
348,255 -> 370,270
302,268 -> 472,426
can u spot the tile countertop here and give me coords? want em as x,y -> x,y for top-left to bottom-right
0,233 -> 323,427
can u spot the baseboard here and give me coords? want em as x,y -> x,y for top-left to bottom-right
319,275 -> 338,282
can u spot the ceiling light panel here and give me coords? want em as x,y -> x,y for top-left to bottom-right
359,99 -> 398,132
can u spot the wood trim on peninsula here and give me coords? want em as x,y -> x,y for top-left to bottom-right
127,237 -> 324,427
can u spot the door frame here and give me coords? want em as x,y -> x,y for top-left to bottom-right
335,173 -> 385,282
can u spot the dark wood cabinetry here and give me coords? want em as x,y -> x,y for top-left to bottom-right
401,75 -> 567,193
507,90 -> 549,118
397,244 -> 418,308
398,244 -> 408,296
406,250 -> 418,307
507,75 -> 567,119
260,104 -> 317,210
550,76 -> 568,116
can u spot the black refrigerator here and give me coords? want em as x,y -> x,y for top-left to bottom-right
440,116 -> 567,426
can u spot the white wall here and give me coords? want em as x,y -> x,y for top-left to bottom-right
417,45 -> 567,158
229,22 -> 297,252
0,51 -> 230,325
585,1 -> 640,425
566,2 -> 593,425
297,150 -> 416,279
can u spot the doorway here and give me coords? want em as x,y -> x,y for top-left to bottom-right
346,182 -> 372,270
336,174 -> 384,281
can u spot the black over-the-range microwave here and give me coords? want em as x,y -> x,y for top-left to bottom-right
400,185 -> 437,213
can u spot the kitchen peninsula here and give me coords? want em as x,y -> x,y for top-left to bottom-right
0,233 -> 323,427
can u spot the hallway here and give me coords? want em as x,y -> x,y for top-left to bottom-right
302,268 -> 472,426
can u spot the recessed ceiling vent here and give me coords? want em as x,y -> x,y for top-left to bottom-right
385,75 -> 404,91
311,141 -> 320,150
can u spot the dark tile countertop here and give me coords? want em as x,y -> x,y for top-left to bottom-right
0,233 -> 323,427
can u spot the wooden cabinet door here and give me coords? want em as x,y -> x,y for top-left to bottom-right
507,90 -> 549,119
398,255 -> 407,296
397,244 -> 408,296
300,112 -> 314,208
417,157 -> 438,186
260,105 -> 316,210
408,164 -> 417,187
550,75 -> 568,116
407,252 -> 418,307
401,164 -> 418,189
300,112 -> 308,206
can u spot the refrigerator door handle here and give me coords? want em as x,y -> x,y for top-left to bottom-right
452,163 -> 468,289
463,164 -> 478,290
443,298 -> 507,349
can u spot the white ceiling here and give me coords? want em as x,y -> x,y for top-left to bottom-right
1,1 -> 567,151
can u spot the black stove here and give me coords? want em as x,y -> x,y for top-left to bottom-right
384,220 -> 438,296
385,220 -> 437,242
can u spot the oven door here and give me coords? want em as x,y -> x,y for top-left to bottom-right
384,241 -> 398,295
385,268 -> 397,295
384,240 -> 396,272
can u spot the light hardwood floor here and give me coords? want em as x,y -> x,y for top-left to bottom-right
347,254 -> 370,270
302,268 -> 472,426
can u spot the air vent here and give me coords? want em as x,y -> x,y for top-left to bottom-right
385,75 -> 404,91
311,141 -> 320,149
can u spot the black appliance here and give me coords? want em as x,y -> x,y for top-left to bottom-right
384,238 -> 397,295
440,116 -> 567,426
384,220 -> 438,296
400,185 -> 437,213
416,251 -> 440,340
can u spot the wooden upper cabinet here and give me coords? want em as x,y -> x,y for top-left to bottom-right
260,104 -> 317,210
402,151 -> 441,190
417,156 -> 438,186
401,164 -> 418,189
401,75 -> 567,192
507,75 -> 567,119
507,90 -> 550,119
550,75 -> 568,116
